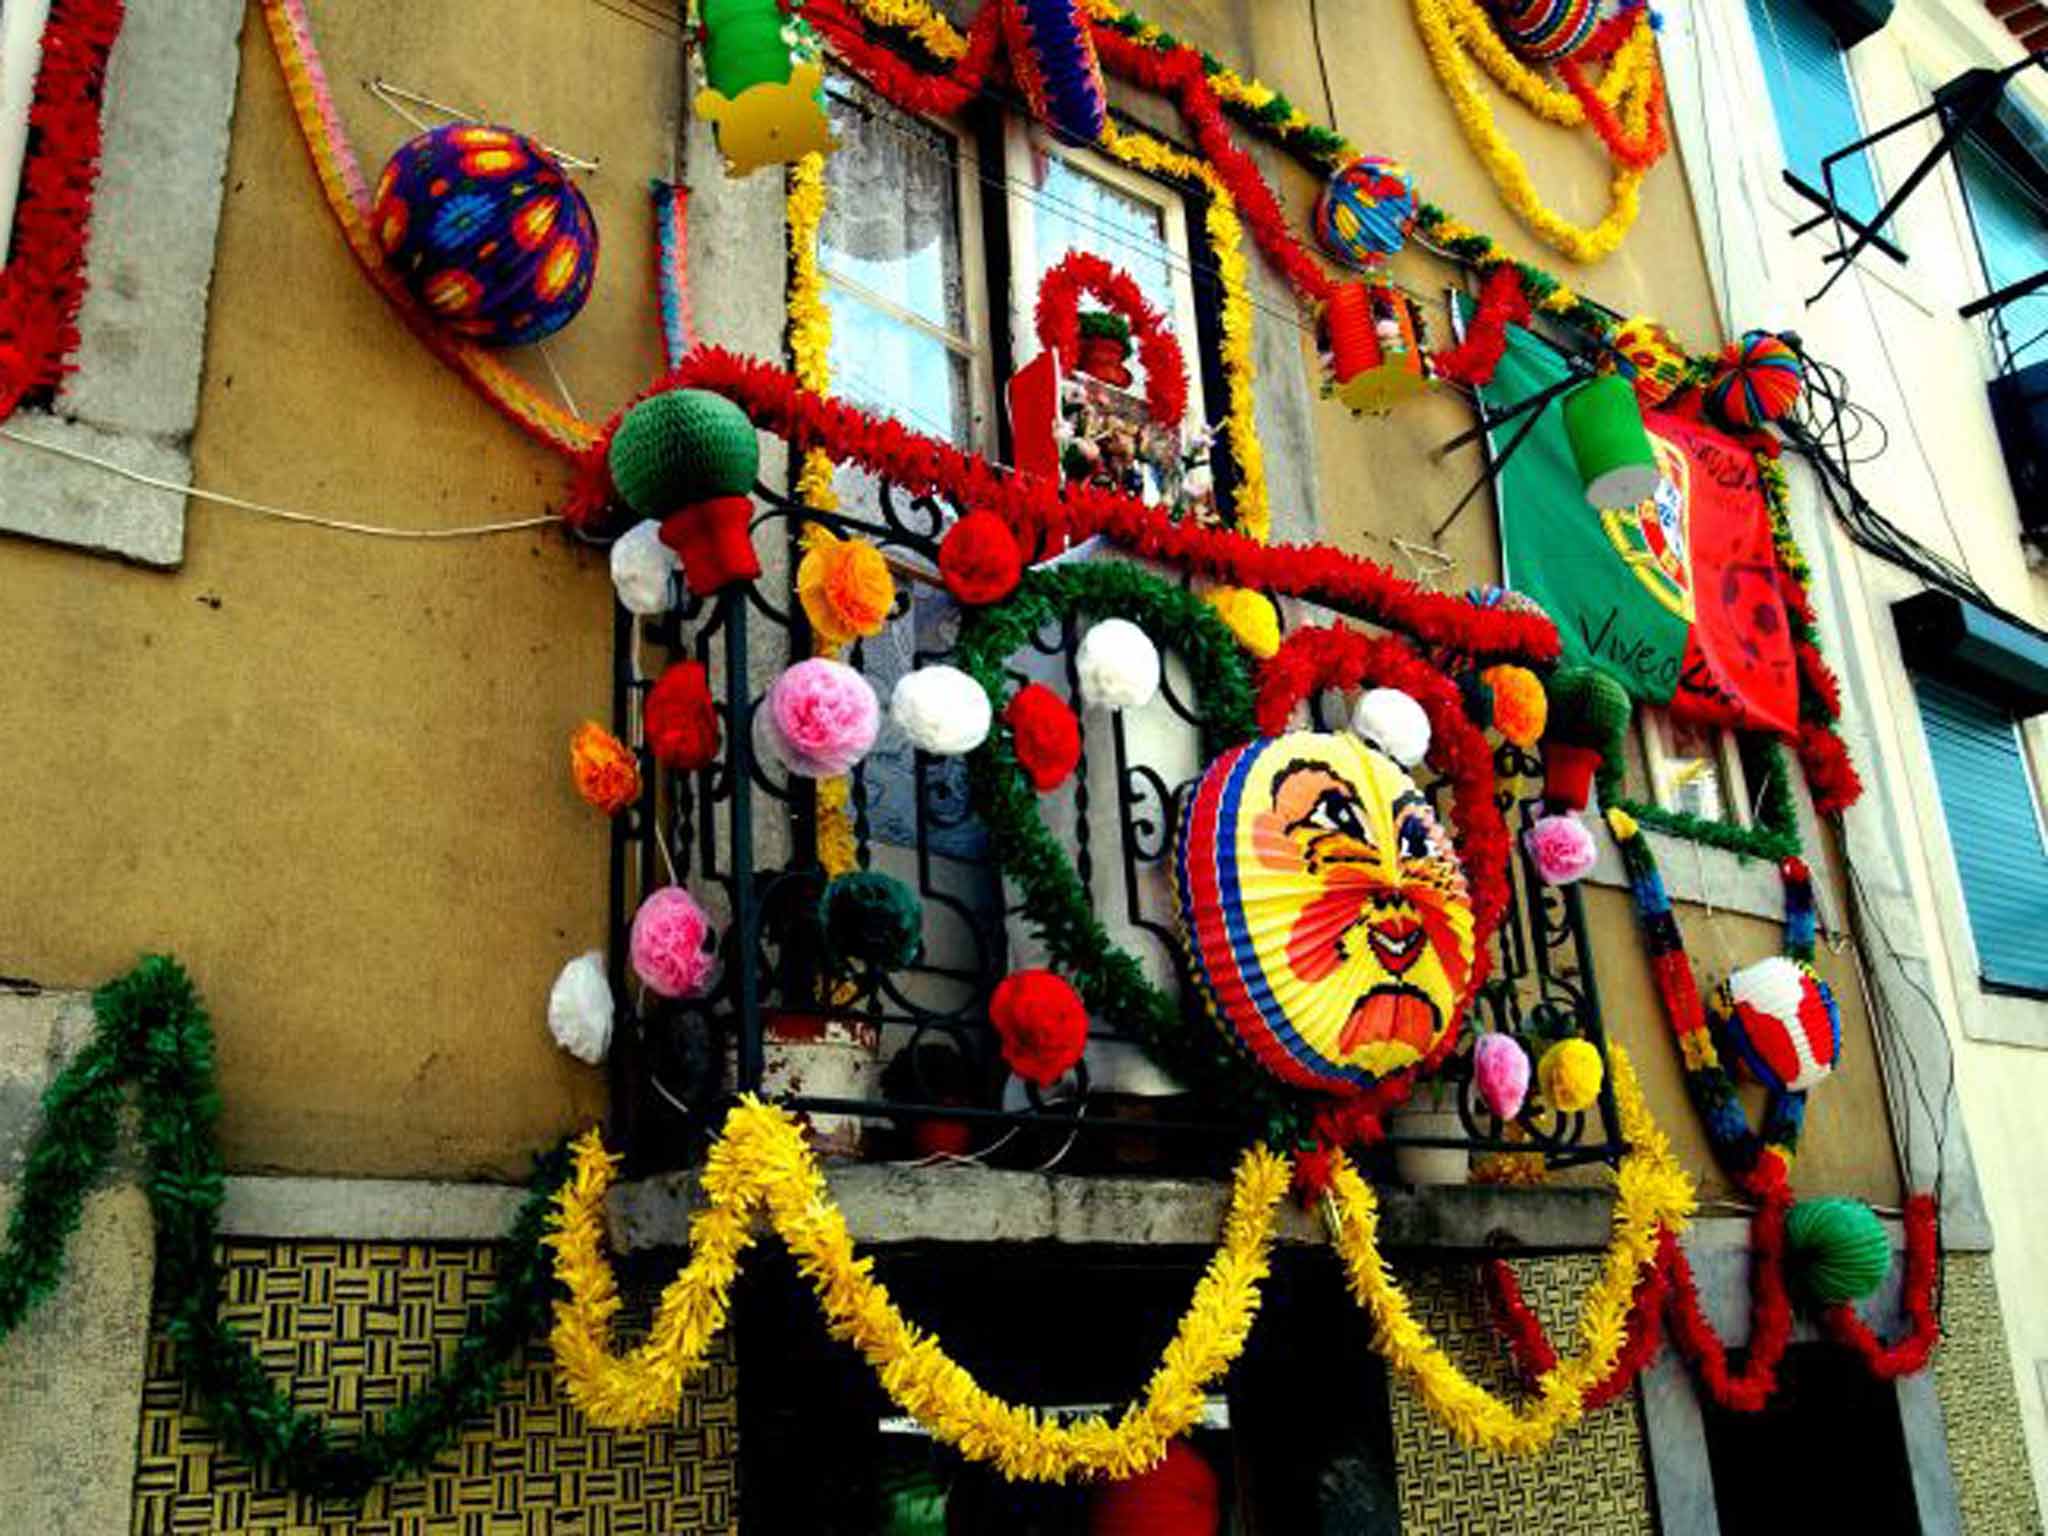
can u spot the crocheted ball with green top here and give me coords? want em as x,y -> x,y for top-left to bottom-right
609,389 -> 760,518
1785,1196 -> 1891,1304
1544,664 -> 1632,756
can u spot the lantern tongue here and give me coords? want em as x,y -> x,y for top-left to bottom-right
1563,374 -> 1661,510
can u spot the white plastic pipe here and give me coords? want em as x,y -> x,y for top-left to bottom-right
0,0 -> 57,267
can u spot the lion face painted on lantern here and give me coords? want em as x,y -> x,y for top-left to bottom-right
1175,731 -> 1477,1093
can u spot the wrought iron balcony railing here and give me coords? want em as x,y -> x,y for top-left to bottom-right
602,470 -> 1626,1179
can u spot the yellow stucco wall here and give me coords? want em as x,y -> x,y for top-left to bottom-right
0,0 -> 1900,1206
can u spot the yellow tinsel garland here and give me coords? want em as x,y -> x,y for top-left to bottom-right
548,1100 -> 1292,1478
786,151 -> 861,879
1411,0 -> 1654,264
1441,0 -> 1650,126
1322,1042 -> 1693,1452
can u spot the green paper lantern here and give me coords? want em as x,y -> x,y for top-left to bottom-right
608,389 -> 760,517
1563,373 -> 1660,511
1785,1196 -> 1892,1305
821,870 -> 924,971
701,0 -> 796,96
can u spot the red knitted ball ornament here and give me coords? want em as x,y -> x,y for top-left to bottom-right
988,969 -> 1089,1086
1004,683 -> 1081,791
1088,1440 -> 1221,1536
646,659 -> 721,771
938,510 -> 1024,605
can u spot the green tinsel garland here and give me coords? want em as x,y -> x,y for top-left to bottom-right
955,561 -> 1325,1143
0,956 -> 569,1501
1597,734 -> 1803,862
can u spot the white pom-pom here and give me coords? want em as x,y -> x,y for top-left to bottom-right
610,519 -> 678,616
548,951 -> 614,1064
890,665 -> 992,755
1076,618 -> 1162,710
1351,687 -> 1431,767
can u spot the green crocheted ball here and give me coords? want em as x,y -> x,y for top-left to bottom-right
1544,664 -> 1632,756
608,389 -> 760,517
820,871 -> 924,972
1785,1197 -> 1891,1304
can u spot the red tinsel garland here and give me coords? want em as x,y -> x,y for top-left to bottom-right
1254,624 -> 1514,1087
1430,265 -> 1532,388
1796,723 -> 1863,817
1557,51 -> 1669,173
1823,1193 -> 1941,1378
1485,1187 -> 1943,1411
1036,249 -> 1189,426
0,0 -> 126,422
566,346 -> 1563,663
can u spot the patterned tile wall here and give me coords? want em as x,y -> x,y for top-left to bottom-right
131,1239 -> 736,1536
1935,1254 -> 2045,1536
1388,1254 -> 1656,1536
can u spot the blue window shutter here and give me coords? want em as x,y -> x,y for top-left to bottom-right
1913,673 -> 2048,994
1744,0 -> 1882,225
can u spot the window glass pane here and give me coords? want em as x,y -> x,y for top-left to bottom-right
1658,715 -> 1731,822
1957,138 -> 2048,367
1914,674 -> 2048,993
821,77 -> 964,335
822,287 -> 972,445
1744,0 -> 1881,225
1029,151 -> 1176,319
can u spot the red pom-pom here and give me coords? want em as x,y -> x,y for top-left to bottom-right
1087,1439 -> 1220,1536
646,660 -> 721,771
939,509 -> 1023,605
988,969 -> 1089,1086
1004,683 -> 1081,791
660,495 -> 760,595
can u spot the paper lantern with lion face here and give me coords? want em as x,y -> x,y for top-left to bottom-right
1175,731 -> 1478,1094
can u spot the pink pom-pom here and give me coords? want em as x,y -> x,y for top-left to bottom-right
764,657 -> 880,778
1473,1032 -> 1530,1121
1524,812 -> 1598,885
630,886 -> 718,999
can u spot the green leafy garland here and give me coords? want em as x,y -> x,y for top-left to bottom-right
1597,735 -> 1802,862
952,562 -> 1329,1141
0,956 -> 569,1501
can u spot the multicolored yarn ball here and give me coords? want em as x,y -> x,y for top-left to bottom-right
989,968 -> 1090,1087
1312,155 -> 1418,270
372,124 -> 597,347
1607,314 -> 1691,408
609,389 -> 760,517
1704,329 -> 1803,429
1488,0 -> 1600,62
1464,583 -> 1550,619
630,885 -> 718,999
1784,1197 -> 1892,1304
1714,955 -> 1842,1094
999,0 -> 1108,145
820,870 -> 924,971
1474,1031 -> 1531,1121
1537,1037 -> 1604,1113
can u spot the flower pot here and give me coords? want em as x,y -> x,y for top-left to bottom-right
1390,1104 -> 1470,1186
760,1011 -> 881,1160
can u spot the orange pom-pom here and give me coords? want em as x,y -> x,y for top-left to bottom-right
1482,664 -> 1548,748
570,720 -> 642,815
796,529 -> 895,646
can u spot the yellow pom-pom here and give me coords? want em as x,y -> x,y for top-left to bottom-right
1205,586 -> 1280,659
1605,806 -> 1638,840
1538,1039 -> 1605,1114
797,528 -> 896,646
1481,664 -> 1547,748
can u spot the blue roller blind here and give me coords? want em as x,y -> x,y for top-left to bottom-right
1744,0 -> 1882,226
1912,673 -> 2048,995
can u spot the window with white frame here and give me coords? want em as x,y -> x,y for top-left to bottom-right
1640,709 -> 1755,827
819,73 -> 994,456
0,0 -> 54,265
1000,117 -> 1209,436
1742,0 -> 1887,231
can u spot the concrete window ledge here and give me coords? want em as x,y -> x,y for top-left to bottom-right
605,1164 -> 1621,1253
0,0 -> 241,568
